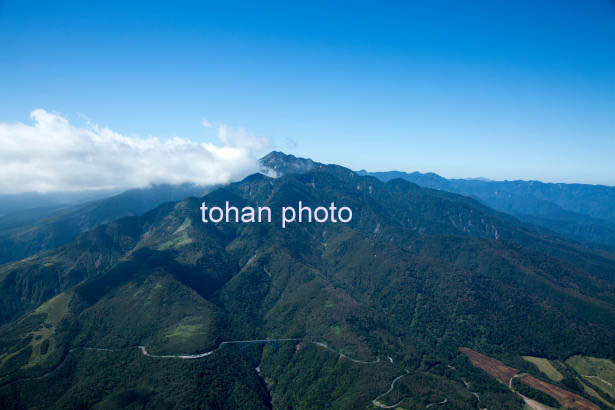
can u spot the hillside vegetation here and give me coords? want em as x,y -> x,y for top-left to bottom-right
1,156 -> 615,409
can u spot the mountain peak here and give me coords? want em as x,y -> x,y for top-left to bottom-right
260,151 -> 320,176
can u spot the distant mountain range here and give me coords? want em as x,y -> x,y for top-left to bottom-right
356,168 -> 615,248
1,152 -> 614,409
0,190 -> 120,218
0,184 -> 212,265
261,150 -> 615,248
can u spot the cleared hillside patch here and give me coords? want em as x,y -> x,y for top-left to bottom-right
459,347 -> 519,386
523,356 -> 564,382
577,379 -> 615,408
520,375 -> 600,410
567,356 -> 615,397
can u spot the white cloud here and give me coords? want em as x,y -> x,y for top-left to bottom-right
0,109 -> 269,194
202,118 -> 268,150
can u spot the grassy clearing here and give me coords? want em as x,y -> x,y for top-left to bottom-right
24,291 -> 73,367
158,218 -> 194,250
158,235 -> 193,250
174,217 -> 192,234
35,291 -> 72,325
523,356 -> 564,382
567,355 -> 615,397
166,323 -> 204,341
578,379 -> 615,408
0,292 -> 72,369
23,328 -> 54,368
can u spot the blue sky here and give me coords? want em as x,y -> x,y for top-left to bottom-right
1,0 -> 614,185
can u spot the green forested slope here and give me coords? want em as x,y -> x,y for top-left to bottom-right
1,163 -> 614,409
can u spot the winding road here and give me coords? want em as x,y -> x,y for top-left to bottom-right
1,338 -> 379,387
2,337 -> 426,408
372,369 -> 410,409
136,338 -> 304,359
426,397 -> 448,408
71,338 -> 378,362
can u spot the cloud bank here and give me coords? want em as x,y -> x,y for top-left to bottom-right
0,110 -> 269,194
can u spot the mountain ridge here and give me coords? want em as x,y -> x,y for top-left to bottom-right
356,168 -> 615,248
1,152 -> 615,408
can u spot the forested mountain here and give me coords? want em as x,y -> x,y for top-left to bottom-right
1,154 -> 615,409
357,168 -> 615,249
0,184 -> 212,265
